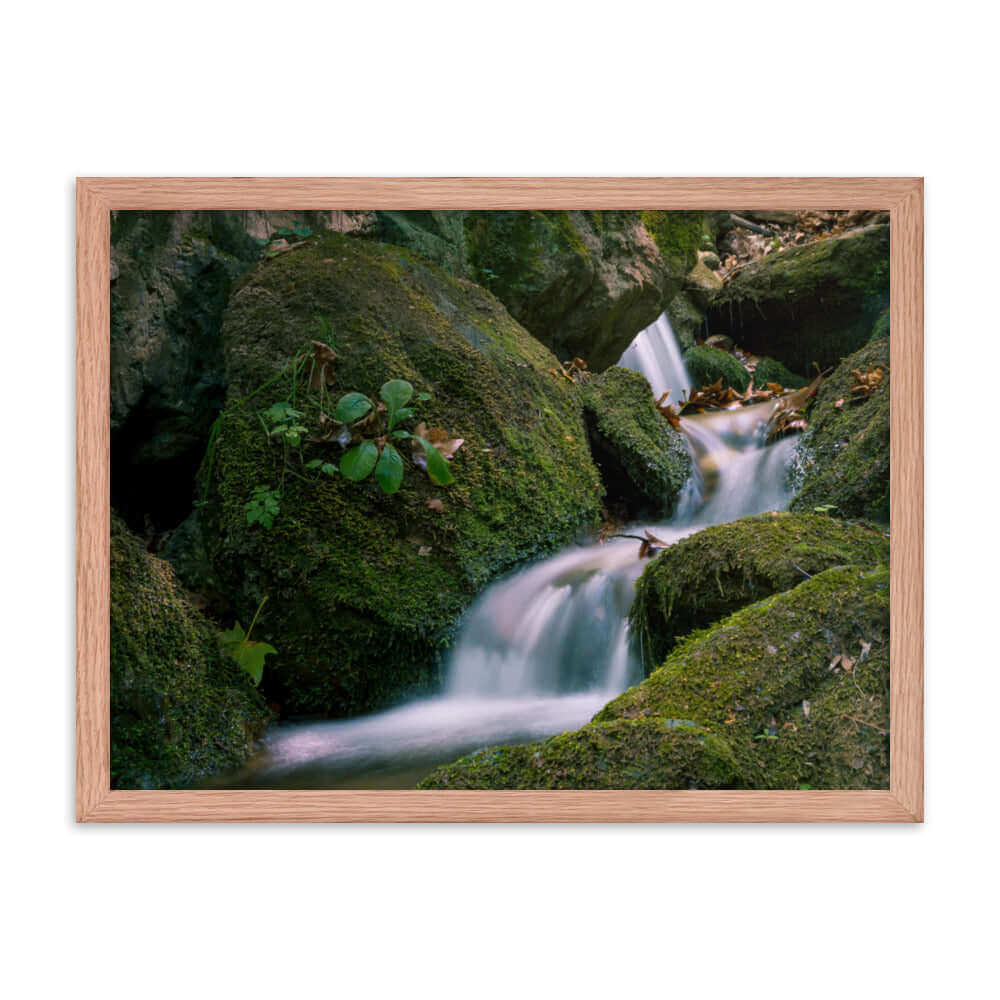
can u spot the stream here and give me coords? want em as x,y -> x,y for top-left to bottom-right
215,313 -> 799,789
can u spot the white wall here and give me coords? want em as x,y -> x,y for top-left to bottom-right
2,3 -> 995,998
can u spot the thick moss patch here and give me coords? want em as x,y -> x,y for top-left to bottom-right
752,357 -> 809,389
581,367 -> 692,518
111,514 -> 270,789
630,512 -> 890,667
203,232 -> 604,716
789,338 -> 890,522
707,224 -> 890,374
420,566 -> 889,790
684,345 -> 751,392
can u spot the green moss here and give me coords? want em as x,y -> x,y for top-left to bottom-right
868,309 -> 890,343
420,718 -> 739,790
421,565 -> 889,790
706,224 -> 890,373
203,232 -> 604,716
630,512 -> 890,667
683,345 -> 751,392
110,514 -> 270,789
640,211 -> 703,277
581,367 -> 692,517
752,357 -> 809,389
789,338 -> 890,522
602,565 -> 889,789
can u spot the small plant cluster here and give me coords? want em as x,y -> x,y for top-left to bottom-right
211,326 -> 465,532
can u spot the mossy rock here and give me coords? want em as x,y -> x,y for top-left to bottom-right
706,224 -> 890,374
420,566 -> 889,790
752,357 -> 809,389
202,231 -> 604,716
664,291 -> 704,352
630,512 -> 890,667
369,211 -> 472,278
869,309 -> 890,343
110,513 -> 270,789
581,367 -> 692,518
463,211 -> 674,370
789,338 -> 890,522
639,211 -> 703,278
683,345 -> 751,392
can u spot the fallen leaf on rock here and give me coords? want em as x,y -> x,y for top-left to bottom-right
802,700 -> 811,718
859,640 -> 872,661
418,546 -> 432,557
829,654 -> 843,672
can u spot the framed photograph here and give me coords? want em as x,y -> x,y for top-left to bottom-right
77,177 -> 922,822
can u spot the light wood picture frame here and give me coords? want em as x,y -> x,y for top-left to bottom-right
77,177 -> 923,822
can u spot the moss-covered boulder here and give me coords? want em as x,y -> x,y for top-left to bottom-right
630,512 -> 890,666
706,224 -> 890,374
369,211 -> 471,277
203,231 -> 604,716
664,291 -> 704,352
581,367 -> 692,518
463,211 -> 686,370
420,566 -> 889,790
683,345 -> 751,392
111,514 -> 270,789
752,357 -> 809,389
789,338 -> 890,522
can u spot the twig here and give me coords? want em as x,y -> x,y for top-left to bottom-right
790,562 -> 813,579
730,213 -> 773,236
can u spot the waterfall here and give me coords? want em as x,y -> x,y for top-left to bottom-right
618,311 -> 692,406
223,317 -> 802,788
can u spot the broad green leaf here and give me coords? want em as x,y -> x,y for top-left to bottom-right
335,392 -> 373,424
341,440 -> 379,480
417,392 -> 431,402
321,462 -> 338,476
380,379 -> 413,411
374,443 -> 404,494
306,458 -> 323,469
390,406 -> 414,429
416,437 -> 454,486
391,430 -> 411,439
233,640 -> 277,686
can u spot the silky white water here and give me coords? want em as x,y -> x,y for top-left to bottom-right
222,313 -> 799,788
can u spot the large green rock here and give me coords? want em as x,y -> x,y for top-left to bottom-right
706,224 -> 890,374
683,344 -> 751,392
420,566 -> 889,790
789,338 -> 890,522
203,231 -> 604,716
581,367 -> 692,518
464,211 -> 689,370
630,512 -> 890,666
111,514 -> 270,789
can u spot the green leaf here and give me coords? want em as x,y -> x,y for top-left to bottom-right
264,401 -> 303,425
306,459 -> 323,469
415,437 -> 454,486
233,640 -> 278,686
321,463 -> 338,477
341,440 -> 379,480
417,392 -> 431,402
380,379 -> 413,411
374,443 -> 404,494
390,407 -> 414,429
335,392 -> 374,424
391,430 -> 411,439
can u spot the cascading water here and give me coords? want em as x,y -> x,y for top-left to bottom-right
618,311 -> 693,405
220,312 -> 800,788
